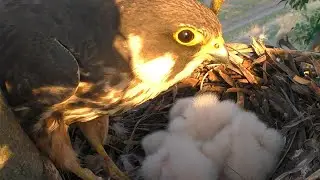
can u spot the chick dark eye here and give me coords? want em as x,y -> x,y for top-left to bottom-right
177,30 -> 195,43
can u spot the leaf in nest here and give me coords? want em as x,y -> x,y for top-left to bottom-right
180,78 -> 199,87
229,52 -> 245,64
238,64 -> 259,84
309,81 -> 320,97
208,71 -> 220,82
291,84 -> 312,96
262,61 -> 268,85
252,54 -> 267,66
265,49 -> 311,86
251,37 -> 266,56
226,43 -> 252,54
226,63 -> 243,75
269,99 -> 286,115
226,87 -> 251,94
293,75 -> 311,85
238,79 -> 249,84
310,57 -> 320,77
217,69 -> 235,87
201,85 -> 226,93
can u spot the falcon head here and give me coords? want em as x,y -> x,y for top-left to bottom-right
115,0 -> 228,88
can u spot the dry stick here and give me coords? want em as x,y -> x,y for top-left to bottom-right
306,168 -> 320,180
283,52 -> 300,75
252,54 -> 267,66
226,63 -> 243,75
226,87 -> 252,95
262,61 -> 268,85
309,56 -> 320,77
268,47 -> 320,57
218,68 -> 235,87
280,88 -> 301,116
281,115 -> 314,134
200,70 -> 211,90
225,43 -> 253,59
125,104 -> 158,153
105,143 -> 125,154
266,49 -> 312,85
272,129 -> 298,180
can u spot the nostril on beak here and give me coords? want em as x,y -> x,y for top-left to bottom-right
214,43 -> 220,49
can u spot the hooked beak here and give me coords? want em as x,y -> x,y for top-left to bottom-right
209,44 -> 229,64
198,35 -> 230,64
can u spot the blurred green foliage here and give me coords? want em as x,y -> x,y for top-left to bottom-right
291,8 -> 320,48
282,0 -> 310,10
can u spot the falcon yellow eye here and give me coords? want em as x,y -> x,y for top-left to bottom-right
178,30 -> 194,43
173,27 -> 204,46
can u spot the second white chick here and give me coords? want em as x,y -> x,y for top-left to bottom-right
140,132 -> 219,180
168,93 -> 242,141
141,130 -> 168,156
202,110 -> 285,180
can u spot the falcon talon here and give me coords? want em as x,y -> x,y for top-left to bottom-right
0,0 -> 227,179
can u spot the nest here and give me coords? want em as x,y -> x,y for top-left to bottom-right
68,38 -> 320,180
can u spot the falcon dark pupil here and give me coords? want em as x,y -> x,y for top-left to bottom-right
178,30 -> 194,43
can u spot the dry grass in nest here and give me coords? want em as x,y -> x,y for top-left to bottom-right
67,38 -> 320,180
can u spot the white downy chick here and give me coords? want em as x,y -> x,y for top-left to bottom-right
140,133 -> 218,180
141,130 -> 169,156
201,124 -> 233,168
168,93 -> 242,141
216,110 -> 285,180
169,96 -> 194,120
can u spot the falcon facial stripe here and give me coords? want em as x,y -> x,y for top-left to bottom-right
128,34 -> 175,85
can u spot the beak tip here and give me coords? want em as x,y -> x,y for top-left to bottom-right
217,56 -> 230,64
210,46 -> 230,64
